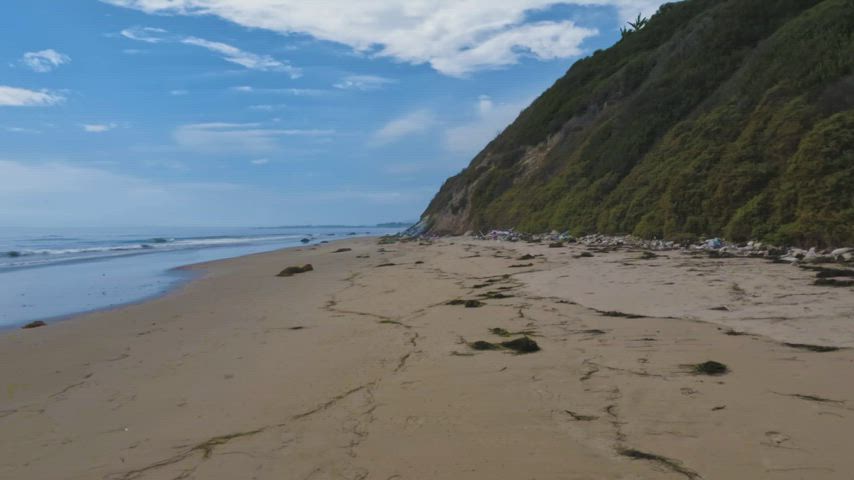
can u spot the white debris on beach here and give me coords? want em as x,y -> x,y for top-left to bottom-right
470,229 -> 853,264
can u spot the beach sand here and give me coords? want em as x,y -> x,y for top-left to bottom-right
1,237 -> 853,479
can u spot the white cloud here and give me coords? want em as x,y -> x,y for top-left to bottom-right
250,158 -> 270,165
444,95 -> 529,155
173,122 -> 334,154
120,26 -> 300,76
82,123 -> 118,133
181,37 -> 301,77
101,1 -> 668,75
372,109 -> 435,146
170,89 -> 189,95
334,75 -> 396,91
0,85 -> 65,107
431,21 -> 594,76
4,126 -> 42,134
248,103 -> 287,111
20,49 -> 71,73
231,85 -> 326,96
120,26 -> 168,43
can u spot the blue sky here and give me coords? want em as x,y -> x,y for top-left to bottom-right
1,0 -> 665,227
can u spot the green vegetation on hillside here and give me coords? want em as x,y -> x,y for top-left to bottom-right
423,0 -> 854,247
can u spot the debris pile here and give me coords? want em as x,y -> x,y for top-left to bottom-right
469,229 -> 852,265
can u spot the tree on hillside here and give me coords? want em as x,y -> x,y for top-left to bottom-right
620,13 -> 649,37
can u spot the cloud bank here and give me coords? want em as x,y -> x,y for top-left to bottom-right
0,160 -> 429,226
102,1 -> 668,76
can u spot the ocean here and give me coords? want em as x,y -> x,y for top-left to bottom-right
0,226 -> 402,328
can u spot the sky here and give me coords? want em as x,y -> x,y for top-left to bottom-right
1,0 -> 667,227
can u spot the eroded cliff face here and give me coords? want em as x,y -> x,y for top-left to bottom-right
421,0 -> 854,247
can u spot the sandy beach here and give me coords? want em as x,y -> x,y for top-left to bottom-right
1,237 -> 853,479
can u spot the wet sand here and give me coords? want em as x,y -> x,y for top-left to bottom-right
1,237 -> 853,479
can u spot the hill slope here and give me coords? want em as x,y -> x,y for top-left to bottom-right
420,0 -> 854,247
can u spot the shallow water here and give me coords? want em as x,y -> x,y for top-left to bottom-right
0,226 -> 398,328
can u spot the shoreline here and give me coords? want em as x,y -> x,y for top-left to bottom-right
1,236 -> 852,479
0,236 -> 365,331
0,267 -> 198,334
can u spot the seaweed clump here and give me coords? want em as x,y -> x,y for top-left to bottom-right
814,278 -> 854,287
690,361 -> 729,376
276,264 -> 314,277
489,327 -> 512,337
599,310 -> 645,319
489,327 -> 535,337
618,448 -> 701,479
500,337 -> 540,353
446,299 -> 485,308
468,336 -> 540,354
479,291 -> 513,299
470,340 -> 502,351
723,329 -> 750,336
810,267 -> 854,278
783,343 -> 840,353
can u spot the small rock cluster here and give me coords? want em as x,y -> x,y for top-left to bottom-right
472,229 -> 852,264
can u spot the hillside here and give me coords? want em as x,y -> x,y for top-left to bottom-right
419,0 -> 854,247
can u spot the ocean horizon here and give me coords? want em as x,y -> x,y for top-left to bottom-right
0,225 -> 403,328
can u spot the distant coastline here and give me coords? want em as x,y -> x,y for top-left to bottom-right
255,222 -> 415,229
